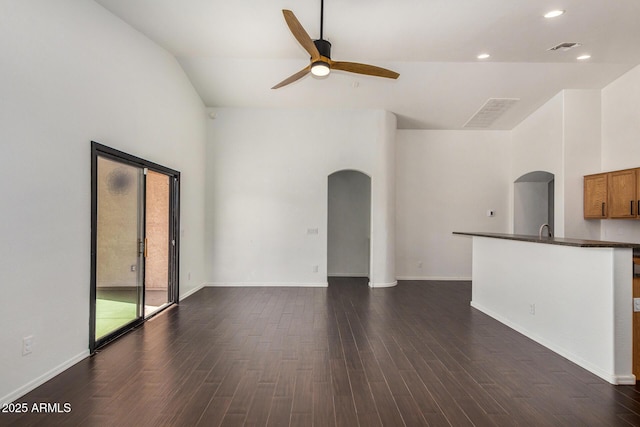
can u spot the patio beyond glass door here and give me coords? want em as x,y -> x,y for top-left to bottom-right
95,156 -> 144,342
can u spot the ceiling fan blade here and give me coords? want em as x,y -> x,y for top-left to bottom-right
330,61 -> 400,79
282,10 -> 320,61
272,66 -> 311,89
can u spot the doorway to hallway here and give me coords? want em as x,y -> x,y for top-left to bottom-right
514,170 -> 555,236
327,170 -> 371,283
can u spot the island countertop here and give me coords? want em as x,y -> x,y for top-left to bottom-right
453,231 -> 640,248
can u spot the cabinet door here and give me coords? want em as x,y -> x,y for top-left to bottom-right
609,169 -> 637,218
584,173 -> 608,218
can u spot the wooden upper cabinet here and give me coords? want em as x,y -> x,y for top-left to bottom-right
608,169 -> 637,218
584,173 -> 608,218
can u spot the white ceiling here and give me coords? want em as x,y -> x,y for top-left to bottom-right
95,0 -> 640,130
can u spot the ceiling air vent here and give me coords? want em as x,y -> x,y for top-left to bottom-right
463,98 -> 520,128
547,42 -> 582,51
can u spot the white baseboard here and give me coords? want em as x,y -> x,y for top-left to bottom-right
206,282 -> 328,287
470,301 -> 628,385
1,350 -> 89,406
613,375 -> 637,385
396,276 -> 472,281
179,283 -> 206,301
369,281 -> 397,288
327,273 -> 369,277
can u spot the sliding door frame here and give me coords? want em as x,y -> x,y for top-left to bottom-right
90,141 -> 180,353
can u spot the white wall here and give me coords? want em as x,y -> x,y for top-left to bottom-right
395,130 -> 511,280
471,237 -> 633,385
328,171 -> 371,277
510,72 -> 640,244
510,90 -> 602,240
510,93 -> 565,236
601,65 -> 640,243
0,1 -> 207,405
563,90 -> 602,240
205,108 -> 396,287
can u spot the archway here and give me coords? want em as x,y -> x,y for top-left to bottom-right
327,170 -> 371,281
514,171 -> 555,235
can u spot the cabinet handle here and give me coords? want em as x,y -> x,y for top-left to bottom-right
602,202 -> 605,217
632,201 -> 635,216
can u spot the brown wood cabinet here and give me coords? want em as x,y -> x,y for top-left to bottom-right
609,169 -> 637,218
584,173 -> 608,219
584,167 -> 640,219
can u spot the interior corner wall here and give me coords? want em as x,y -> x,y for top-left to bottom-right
510,88 -> 605,241
0,1 -> 207,405
205,108 -> 396,287
510,92 -> 565,236
395,130 -> 511,280
601,64 -> 640,243
562,90 -> 601,240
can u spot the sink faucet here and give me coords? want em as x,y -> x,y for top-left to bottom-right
538,223 -> 552,239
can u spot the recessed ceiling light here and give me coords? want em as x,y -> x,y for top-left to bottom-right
577,54 -> 591,60
477,53 -> 490,60
544,10 -> 565,18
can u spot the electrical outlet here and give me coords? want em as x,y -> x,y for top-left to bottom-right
634,298 -> 640,312
312,265 -> 319,273
529,304 -> 536,315
417,261 -> 423,268
22,336 -> 34,356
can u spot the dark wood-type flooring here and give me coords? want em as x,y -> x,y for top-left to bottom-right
5,278 -> 640,426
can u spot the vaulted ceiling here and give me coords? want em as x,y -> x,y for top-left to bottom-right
95,0 -> 640,129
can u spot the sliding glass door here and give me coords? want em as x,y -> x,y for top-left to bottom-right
95,156 -> 145,341
144,170 -> 171,317
90,142 -> 180,352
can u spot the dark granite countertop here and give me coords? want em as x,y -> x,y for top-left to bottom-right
453,231 -> 640,248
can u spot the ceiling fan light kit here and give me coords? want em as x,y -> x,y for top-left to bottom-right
272,0 -> 399,89
311,61 -> 331,77
311,39 -> 332,77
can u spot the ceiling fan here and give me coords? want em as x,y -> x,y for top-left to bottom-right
272,0 -> 400,89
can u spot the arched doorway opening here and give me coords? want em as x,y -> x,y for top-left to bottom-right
327,170 -> 371,283
514,171 -> 555,235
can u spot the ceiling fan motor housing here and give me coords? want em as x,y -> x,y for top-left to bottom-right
313,39 -> 332,59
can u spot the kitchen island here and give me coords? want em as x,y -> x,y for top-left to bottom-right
454,231 -> 640,385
